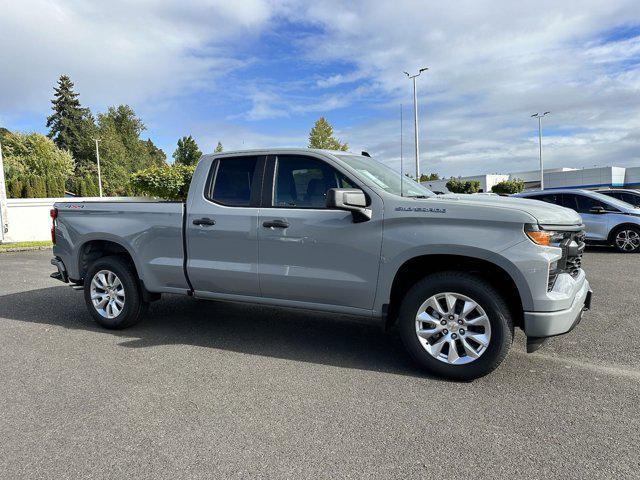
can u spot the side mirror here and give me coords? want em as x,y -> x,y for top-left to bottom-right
589,206 -> 607,214
326,188 -> 372,222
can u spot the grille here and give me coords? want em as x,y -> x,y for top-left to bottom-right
548,230 -> 586,291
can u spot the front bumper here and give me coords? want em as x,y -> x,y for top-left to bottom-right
524,278 -> 592,339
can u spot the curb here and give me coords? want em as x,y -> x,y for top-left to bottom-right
0,246 -> 53,253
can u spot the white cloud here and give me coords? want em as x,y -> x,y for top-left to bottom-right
286,0 -> 640,174
0,0 -> 277,112
1,0 -> 639,175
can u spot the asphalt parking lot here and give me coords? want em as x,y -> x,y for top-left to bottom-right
0,249 -> 639,479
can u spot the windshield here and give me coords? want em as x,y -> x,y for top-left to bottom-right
335,155 -> 435,198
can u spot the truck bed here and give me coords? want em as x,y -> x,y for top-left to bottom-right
53,200 -> 190,294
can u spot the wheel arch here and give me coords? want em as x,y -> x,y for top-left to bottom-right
607,222 -> 640,245
384,254 -> 525,331
76,238 -> 160,302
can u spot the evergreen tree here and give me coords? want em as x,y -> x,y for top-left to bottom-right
215,141 -> 223,153
8,179 -> 23,198
46,75 -> 90,157
173,135 -> 202,166
308,117 -> 348,151
145,139 -> 167,166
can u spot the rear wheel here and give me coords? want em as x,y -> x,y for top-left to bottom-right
84,256 -> 148,329
613,226 -> 640,253
398,271 -> 513,381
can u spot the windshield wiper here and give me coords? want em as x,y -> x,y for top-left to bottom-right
406,195 -> 428,199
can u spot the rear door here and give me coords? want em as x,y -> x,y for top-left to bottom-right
186,155 -> 265,297
257,154 -> 384,311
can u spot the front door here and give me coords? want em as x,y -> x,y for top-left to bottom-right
562,193 -> 614,241
257,154 -> 383,311
186,155 -> 264,297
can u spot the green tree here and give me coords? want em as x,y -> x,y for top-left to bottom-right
173,135 -> 202,166
419,173 -> 440,182
131,164 -> 195,200
46,75 -> 91,158
145,139 -> 167,166
7,179 -> 23,198
1,131 -> 74,197
491,179 -> 524,195
308,117 -> 348,151
92,105 -> 166,195
215,141 -> 223,153
446,178 -> 480,194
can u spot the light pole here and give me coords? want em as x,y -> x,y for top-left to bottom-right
531,112 -> 550,190
404,67 -> 428,179
94,138 -> 103,197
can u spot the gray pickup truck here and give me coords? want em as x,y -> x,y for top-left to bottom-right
50,149 -> 592,380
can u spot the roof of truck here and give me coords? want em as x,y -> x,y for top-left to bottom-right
202,148 -> 363,157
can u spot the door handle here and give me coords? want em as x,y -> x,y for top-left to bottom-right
193,217 -> 216,226
263,219 -> 290,229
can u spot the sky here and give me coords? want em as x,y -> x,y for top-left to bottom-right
1,0 -> 639,177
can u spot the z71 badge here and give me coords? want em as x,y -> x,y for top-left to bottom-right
395,206 -> 446,214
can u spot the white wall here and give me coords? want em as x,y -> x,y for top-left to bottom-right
2,197 -> 146,243
624,167 -> 640,187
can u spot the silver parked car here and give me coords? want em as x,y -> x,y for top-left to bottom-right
514,189 -> 640,253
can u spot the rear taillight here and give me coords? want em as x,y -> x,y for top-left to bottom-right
50,208 -> 58,244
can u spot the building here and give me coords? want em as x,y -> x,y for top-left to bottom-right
423,166 -> 638,193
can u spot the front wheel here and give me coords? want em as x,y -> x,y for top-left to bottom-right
84,256 -> 148,329
398,271 -> 514,381
613,226 -> 640,253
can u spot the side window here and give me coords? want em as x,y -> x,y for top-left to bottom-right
574,195 -> 618,214
208,156 -> 258,206
273,156 -> 356,208
622,193 -> 640,206
561,194 -> 579,211
532,193 -> 560,205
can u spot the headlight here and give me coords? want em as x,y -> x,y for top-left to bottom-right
524,224 -> 565,247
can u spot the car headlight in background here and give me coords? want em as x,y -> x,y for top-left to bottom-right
524,224 -> 566,247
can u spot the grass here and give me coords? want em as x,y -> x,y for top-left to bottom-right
0,240 -> 53,251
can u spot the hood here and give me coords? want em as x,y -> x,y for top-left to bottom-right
439,193 -> 582,226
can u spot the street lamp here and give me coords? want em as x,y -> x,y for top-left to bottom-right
404,67 -> 428,179
94,138 -> 103,197
531,112 -> 550,190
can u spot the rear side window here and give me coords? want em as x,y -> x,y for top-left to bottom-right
208,157 -> 258,206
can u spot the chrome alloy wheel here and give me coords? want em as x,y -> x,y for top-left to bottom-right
615,229 -> 640,252
415,292 -> 491,365
90,270 -> 125,319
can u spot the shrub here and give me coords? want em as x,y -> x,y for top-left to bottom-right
446,178 -> 481,194
131,164 -> 195,200
491,179 -> 525,195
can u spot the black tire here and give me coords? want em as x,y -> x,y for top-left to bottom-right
83,255 -> 148,329
611,225 -> 640,253
398,271 -> 514,381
